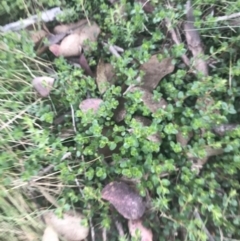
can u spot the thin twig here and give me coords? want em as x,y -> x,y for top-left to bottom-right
113,45 -> 124,52
102,227 -> 107,241
70,104 -> 77,133
38,164 -> 55,176
0,7 -> 62,32
115,220 -> 125,237
21,61 -> 36,78
219,227 -> 223,241
102,42 -> 122,58
193,209 -> 215,241
109,45 -> 121,58
216,12 -> 240,22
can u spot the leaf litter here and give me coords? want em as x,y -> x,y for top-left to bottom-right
2,2 -> 228,240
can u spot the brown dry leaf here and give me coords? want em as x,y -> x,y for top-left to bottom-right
32,76 -> 54,97
30,30 -> 47,44
132,116 -> 161,143
79,98 -> 103,113
139,56 -> 174,91
128,219 -> 153,241
42,226 -> 59,241
102,181 -> 146,220
43,211 -> 89,241
96,59 -> 115,94
49,34 -> 82,57
76,21 -> 101,51
113,97 -> 127,122
53,19 -> 88,34
136,0 -> 154,13
129,87 -> 167,113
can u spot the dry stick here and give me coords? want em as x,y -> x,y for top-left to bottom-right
165,18 -> 190,67
216,12 -> 240,22
184,1 -> 208,76
102,227 -> 107,241
102,42 -> 122,58
165,17 -> 192,147
183,1 -> 223,172
0,7 -> 62,32
193,209 -> 215,241
114,220 -> 125,238
70,104 -> 77,133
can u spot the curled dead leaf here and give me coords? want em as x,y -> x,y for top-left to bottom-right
43,211 -> 89,241
102,181 -> 146,220
128,219 -> 153,241
47,33 -> 67,46
49,34 -> 82,57
79,53 -> 94,76
129,87 -> 167,113
139,56 -> 174,91
79,98 -> 103,113
42,226 -> 59,241
32,76 -> 54,97
96,59 -> 115,94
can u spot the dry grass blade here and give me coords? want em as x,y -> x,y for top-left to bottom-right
0,186 -> 44,241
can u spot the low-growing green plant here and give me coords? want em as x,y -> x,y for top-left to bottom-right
1,0 -> 240,240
